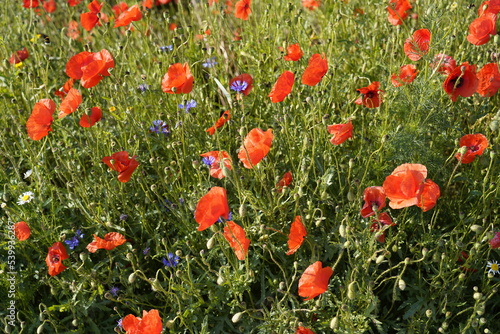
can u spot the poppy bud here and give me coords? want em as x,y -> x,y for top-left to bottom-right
459,273 -> 466,280
476,304 -> 485,316
79,252 -> 88,262
279,281 -> 286,290
217,276 -> 224,285
347,190 -> 355,202
151,278 -> 162,292
232,312 -> 243,323
343,240 -> 350,248
426,309 -> 433,318
327,316 -> 339,330
294,261 -> 298,270
398,279 -> 406,291
490,120 -> 498,132
376,254 -> 385,264
207,237 -> 215,249
39,312 -> 46,322
239,204 -> 246,217
128,272 -> 137,283
37,324 -> 45,334
339,224 -> 346,238
470,225 -> 483,233
166,319 -> 175,329
473,292 -> 483,300
421,248 -> 428,258
347,281 -> 356,300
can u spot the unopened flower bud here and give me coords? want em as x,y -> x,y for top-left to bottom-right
207,237 -> 215,249
347,281 -> 356,300
470,225 -> 483,233
232,312 -> 243,323
339,224 -> 346,238
165,319 -> 175,329
330,317 -> 339,330
398,279 -> 406,291
128,272 -> 137,283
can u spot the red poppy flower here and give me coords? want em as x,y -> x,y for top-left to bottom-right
223,221 -> 250,260
455,133 -> 489,164
68,0 -> 82,6
161,63 -> 194,94
54,79 -> 74,100
391,64 -> 418,87
298,261 -> 333,301
112,2 -> 129,17
80,107 -> 102,127
302,0 -> 320,10
86,232 -> 126,253
269,71 -> 295,103
114,4 -> 142,28
9,47 -> 29,65
200,151 -> 233,179
327,120 -> 353,145
23,0 -> 39,8
206,110 -> 230,135
26,99 -> 55,140
102,151 -> 139,183
467,13 -> 497,45
14,221 -> 31,241
284,43 -> 304,61
443,62 -> 478,102
286,216 -> 307,255
45,242 -> 69,276
42,0 -> 56,12
302,54 -> 328,86
490,232 -> 500,248
238,128 -> 274,168
58,88 -> 82,119
383,163 -> 440,211
234,0 -> 251,20
66,49 -> 115,89
296,327 -> 315,334
387,0 -> 412,26
122,309 -> 162,334
276,171 -> 293,193
194,187 -> 230,231
360,186 -> 386,218
476,63 -> 500,97
430,54 -> 456,75
80,0 -> 103,31
355,81 -> 383,108
478,0 -> 500,16
404,29 -> 431,61
370,212 -> 395,243
417,179 -> 440,212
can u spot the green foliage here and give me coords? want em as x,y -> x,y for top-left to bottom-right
0,0 -> 499,333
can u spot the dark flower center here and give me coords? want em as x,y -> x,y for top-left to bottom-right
469,145 -> 479,152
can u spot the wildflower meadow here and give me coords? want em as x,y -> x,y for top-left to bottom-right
1,0 -> 500,333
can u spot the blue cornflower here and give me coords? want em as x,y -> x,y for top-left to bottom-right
138,84 -> 149,92
160,45 -> 173,52
117,318 -> 123,328
143,247 -> 151,255
202,57 -> 217,68
150,120 -> 170,135
109,286 -> 120,297
202,156 -> 216,166
162,252 -> 180,267
178,99 -> 197,112
230,80 -> 249,93
64,229 -> 84,250
120,214 -> 128,221
217,211 -> 233,223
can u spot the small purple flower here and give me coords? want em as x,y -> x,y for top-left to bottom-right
117,318 -> 123,328
178,99 -> 197,113
202,57 -> 217,68
230,80 -> 249,93
217,211 -> 233,223
120,214 -> 128,221
202,156 -> 216,166
138,84 -> 149,92
162,252 -> 180,267
179,198 -> 185,205
64,229 -> 84,250
150,120 -> 170,135
143,247 -> 151,255
160,45 -> 173,52
109,286 -> 120,297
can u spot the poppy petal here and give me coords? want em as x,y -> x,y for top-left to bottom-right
194,187 -> 230,231
238,128 -> 274,168
58,88 -> 82,119
298,261 -> 333,301
286,216 -> 306,255
223,221 -> 250,260
269,71 -> 295,103
302,53 -> 328,86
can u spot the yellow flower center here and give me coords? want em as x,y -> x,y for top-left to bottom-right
491,263 -> 499,271
22,195 -> 30,201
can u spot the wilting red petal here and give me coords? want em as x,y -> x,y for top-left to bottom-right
298,261 -> 333,301
404,29 -> 431,61
200,151 -> 232,179
327,120 -> 353,145
284,43 -> 304,61
102,151 -> 139,183
430,54 -> 456,75
276,171 -> 293,193
391,64 -> 418,87
416,179 -> 440,212
9,47 -> 29,65
238,128 -> 274,168
387,0 -> 412,26
14,221 -> 31,241
114,4 -> 142,27
302,53 -> 328,86
223,221 -> 250,260
86,232 -> 126,253
234,0 -> 251,20
269,71 -> 295,103
355,81 -> 383,108
27,99 -> 55,140
302,0 -> 320,10
58,88 -> 82,119
206,110 -> 231,135
286,216 -> 307,255
80,107 -> 103,127
194,187 -> 230,231
490,232 -> 500,248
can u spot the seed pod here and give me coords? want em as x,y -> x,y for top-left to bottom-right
398,279 -> 406,291
165,320 -> 175,329
206,237 -> 215,249
347,281 -> 356,300
128,272 -> 136,284
232,312 -> 243,323
330,317 -> 339,330
339,224 -> 346,238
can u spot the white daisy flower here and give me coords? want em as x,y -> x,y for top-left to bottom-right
487,260 -> 500,276
17,191 -> 34,205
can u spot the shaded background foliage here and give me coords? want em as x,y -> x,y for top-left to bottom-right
0,0 -> 499,333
